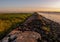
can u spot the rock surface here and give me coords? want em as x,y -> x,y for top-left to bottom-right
2,29 -> 41,42
1,12 -> 60,42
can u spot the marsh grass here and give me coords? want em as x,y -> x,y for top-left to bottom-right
0,13 -> 32,39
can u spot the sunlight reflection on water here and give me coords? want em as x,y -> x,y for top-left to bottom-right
39,13 -> 60,24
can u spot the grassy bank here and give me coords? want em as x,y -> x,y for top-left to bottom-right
0,13 -> 32,39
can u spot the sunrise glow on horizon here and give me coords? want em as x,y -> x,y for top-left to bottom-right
0,0 -> 60,12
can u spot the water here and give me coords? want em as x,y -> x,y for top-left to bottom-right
38,12 -> 60,24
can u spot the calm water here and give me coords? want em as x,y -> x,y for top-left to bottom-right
39,12 -> 60,24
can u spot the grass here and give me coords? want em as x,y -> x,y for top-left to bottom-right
0,13 -> 32,39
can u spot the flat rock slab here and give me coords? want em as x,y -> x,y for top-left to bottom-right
2,30 -> 41,42
16,31 -> 41,42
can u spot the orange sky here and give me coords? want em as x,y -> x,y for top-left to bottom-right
0,0 -> 60,12
0,8 -> 60,13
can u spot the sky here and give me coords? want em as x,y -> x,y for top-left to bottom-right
0,0 -> 60,12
